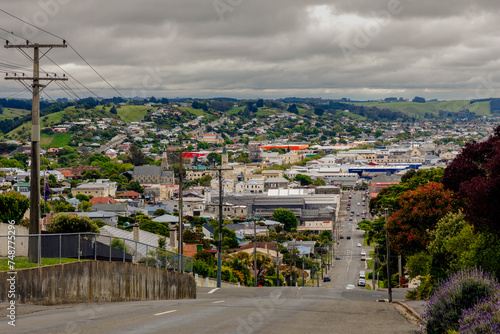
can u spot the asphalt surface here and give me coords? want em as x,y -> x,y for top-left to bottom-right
1,287 -> 420,334
0,190 -> 423,333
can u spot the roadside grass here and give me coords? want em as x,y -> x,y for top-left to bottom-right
0,257 -> 84,271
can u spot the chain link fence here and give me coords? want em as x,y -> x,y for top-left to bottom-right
0,233 -> 193,273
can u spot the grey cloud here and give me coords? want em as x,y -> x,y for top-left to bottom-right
1,0 -> 499,100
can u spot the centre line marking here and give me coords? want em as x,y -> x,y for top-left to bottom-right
212,300 -> 225,304
154,310 -> 177,316
208,288 -> 219,294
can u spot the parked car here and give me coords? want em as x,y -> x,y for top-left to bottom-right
340,235 -> 344,239
347,235 -> 351,239
323,276 -> 331,282
357,243 -> 361,247
358,278 -> 365,286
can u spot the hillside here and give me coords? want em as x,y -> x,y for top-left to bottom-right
350,100 -> 491,117
1,104 -> 152,141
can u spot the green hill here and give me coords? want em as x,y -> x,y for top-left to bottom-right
350,100 -> 491,118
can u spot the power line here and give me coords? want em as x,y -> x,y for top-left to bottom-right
45,55 -> 99,98
0,9 -> 63,41
0,11 -> 126,99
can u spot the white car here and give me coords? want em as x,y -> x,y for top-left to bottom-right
358,278 -> 365,286
357,202 -> 361,206
346,284 -> 355,290
357,243 -> 361,247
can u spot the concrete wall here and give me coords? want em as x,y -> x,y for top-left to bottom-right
0,222 -> 29,257
195,275 -> 241,288
0,261 -> 196,305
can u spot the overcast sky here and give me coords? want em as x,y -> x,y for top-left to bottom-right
1,0 -> 500,101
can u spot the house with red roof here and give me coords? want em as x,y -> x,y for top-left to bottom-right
116,191 -> 140,200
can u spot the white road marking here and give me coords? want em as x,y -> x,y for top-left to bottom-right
154,310 -> 177,316
212,300 -> 225,304
208,288 -> 219,294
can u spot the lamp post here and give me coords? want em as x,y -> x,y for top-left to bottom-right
385,208 -> 392,303
254,218 -> 258,287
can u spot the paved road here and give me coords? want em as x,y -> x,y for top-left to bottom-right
94,134 -> 127,154
0,287 -> 420,334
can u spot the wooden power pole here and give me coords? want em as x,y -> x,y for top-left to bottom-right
4,41 -> 67,263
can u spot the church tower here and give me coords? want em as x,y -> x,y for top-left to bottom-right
161,147 -> 169,171
221,147 -> 228,168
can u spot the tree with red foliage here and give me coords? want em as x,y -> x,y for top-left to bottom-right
386,182 -> 463,256
442,126 -> 500,234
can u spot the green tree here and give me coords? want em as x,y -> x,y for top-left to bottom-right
75,194 -> 90,202
213,227 -> 239,249
154,209 -> 167,216
272,208 -> 298,232
47,213 -> 100,233
13,152 -> 29,167
0,191 -> 29,224
207,152 -> 219,166
312,178 -> 326,186
294,174 -> 313,186
111,238 -> 127,252
129,144 -> 148,166
197,141 -> 209,150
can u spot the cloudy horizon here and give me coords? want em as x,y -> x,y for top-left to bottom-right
1,0 -> 500,101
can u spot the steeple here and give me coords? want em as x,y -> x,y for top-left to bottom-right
221,147 -> 228,168
161,146 -> 169,171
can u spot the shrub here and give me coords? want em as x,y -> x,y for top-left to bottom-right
459,296 -> 500,333
423,268 -> 500,334
47,213 -> 100,233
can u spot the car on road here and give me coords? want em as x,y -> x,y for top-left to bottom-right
357,202 -> 360,206
357,243 -> 361,247
346,284 -> 355,289
359,271 -> 365,279
335,255 -> 341,260
358,278 -> 365,286
347,235 -> 351,239
323,276 -> 331,282
339,235 -> 344,239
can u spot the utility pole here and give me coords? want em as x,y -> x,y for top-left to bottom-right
276,248 -> 280,287
178,149 -> 184,272
217,168 -> 223,288
385,208 -> 392,302
4,41 -> 67,263
302,255 -> 305,287
253,217 -> 258,287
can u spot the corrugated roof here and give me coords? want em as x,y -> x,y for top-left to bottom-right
100,225 -> 172,257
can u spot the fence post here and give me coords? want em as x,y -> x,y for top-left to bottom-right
59,234 -> 62,264
94,234 -> 97,261
78,233 -> 80,262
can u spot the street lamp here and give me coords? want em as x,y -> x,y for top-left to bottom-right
385,208 -> 392,303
